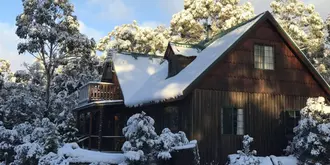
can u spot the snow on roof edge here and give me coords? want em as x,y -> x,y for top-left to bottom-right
123,13 -> 265,107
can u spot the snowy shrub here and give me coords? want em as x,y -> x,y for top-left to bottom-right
0,124 -> 20,162
0,82 -> 46,128
38,152 -> 68,165
121,112 -> 194,164
89,162 -> 111,165
229,135 -> 260,165
12,142 -> 44,165
12,118 -> 60,165
0,122 -> 34,163
121,111 -> 158,164
155,128 -> 189,160
285,97 -> 330,164
56,110 -> 78,144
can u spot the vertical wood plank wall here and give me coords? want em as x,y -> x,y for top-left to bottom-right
190,89 -> 309,164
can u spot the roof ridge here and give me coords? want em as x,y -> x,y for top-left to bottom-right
119,52 -> 164,59
201,12 -> 267,48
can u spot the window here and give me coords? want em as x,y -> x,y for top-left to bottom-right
254,45 -> 274,70
164,106 -> 179,132
221,107 -> 244,135
283,110 -> 301,137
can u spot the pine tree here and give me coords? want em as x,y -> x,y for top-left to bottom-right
170,0 -> 255,43
97,21 -> 170,55
270,0 -> 325,56
56,110 -> 78,144
121,111 -> 159,164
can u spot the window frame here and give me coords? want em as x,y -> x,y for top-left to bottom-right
283,109 -> 301,137
253,44 -> 275,70
221,107 -> 244,135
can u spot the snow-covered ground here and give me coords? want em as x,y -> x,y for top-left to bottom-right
228,154 -> 298,165
57,143 -> 297,165
57,141 -> 198,164
58,143 -> 125,164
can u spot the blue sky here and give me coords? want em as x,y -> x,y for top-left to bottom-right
0,0 -> 329,71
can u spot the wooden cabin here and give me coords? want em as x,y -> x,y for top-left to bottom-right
73,11 -> 330,164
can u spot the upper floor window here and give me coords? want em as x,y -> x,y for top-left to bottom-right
254,45 -> 274,70
221,107 -> 244,135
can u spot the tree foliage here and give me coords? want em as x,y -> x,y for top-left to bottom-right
170,0 -> 255,43
270,0 -> 325,56
97,21 -> 170,55
16,0 -> 95,108
285,97 -> 330,165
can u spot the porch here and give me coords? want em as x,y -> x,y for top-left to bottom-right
76,82 -> 127,151
75,105 -> 133,152
78,82 -> 123,106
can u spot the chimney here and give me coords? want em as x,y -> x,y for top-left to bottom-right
205,24 -> 211,42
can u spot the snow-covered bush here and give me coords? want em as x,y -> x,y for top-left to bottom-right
155,128 -> 189,160
121,111 -> 158,164
12,118 -> 60,165
121,112 -> 192,164
38,152 -> 68,165
229,135 -> 260,165
56,110 -> 79,144
0,82 -> 46,128
285,97 -> 330,164
0,122 -> 20,163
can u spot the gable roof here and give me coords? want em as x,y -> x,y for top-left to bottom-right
114,12 -> 264,106
169,42 -> 202,57
113,11 -> 330,107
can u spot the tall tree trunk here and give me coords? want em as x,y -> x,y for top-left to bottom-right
45,71 -> 51,117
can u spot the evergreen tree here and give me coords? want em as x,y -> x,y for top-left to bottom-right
12,118 -> 60,165
170,0 -> 255,43
0,81 -> 46,128
56,110 -> 78,143
121,111 -> 159,164
97,21 -> 170,55
270,0 -> 325,56
121,112 -> 191,164
16,0 -> 95,109
285,97 -> 330,164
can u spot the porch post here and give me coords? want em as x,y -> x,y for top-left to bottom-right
89,111 -> 93,150
83,113 -> 87,135
98,109 -> 104,151
76,111 -> 80,134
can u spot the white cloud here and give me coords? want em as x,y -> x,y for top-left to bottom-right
87,0 -> 133,21
0,22 -> 34,72
78,21 -> 104,41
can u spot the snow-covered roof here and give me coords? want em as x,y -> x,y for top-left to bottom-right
169,43 -> 201,57
112,53 -> 164,102
115,13 -> 264,107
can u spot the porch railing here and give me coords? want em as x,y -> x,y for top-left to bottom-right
78,82 -> 123,106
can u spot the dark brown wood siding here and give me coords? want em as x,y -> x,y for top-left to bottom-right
188,20 -> 328,164
198,20 -> 326,96
190,90 -> 309,164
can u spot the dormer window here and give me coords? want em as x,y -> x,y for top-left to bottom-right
254,45 -> 274,70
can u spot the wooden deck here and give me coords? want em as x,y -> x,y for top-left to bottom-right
78,82 -> 123,106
